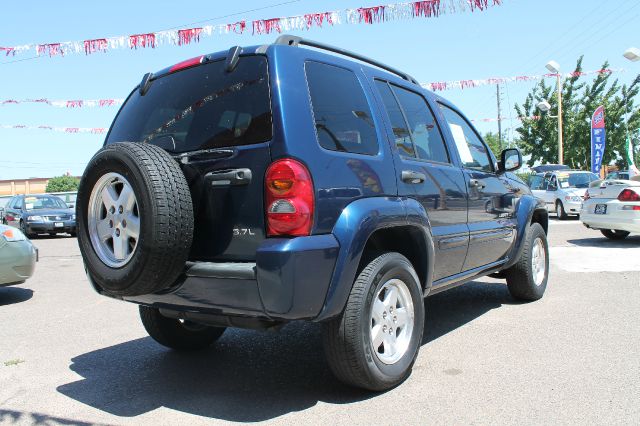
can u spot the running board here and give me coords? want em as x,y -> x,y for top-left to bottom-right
426,259 -> 508,297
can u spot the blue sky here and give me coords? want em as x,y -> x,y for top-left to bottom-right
1,0 -> 639,179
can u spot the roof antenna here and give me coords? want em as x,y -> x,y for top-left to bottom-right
225,46 -> 243,73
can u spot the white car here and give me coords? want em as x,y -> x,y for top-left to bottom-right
581,178 -> 640,239
529,170 -> 600,219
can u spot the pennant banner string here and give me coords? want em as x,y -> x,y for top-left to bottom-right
0,0 -> 503,59
0,68 -> 621,109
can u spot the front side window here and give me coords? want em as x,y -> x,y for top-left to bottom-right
107,56 -> 272,152
305,61 -> 379,156
439,104 -> 493,172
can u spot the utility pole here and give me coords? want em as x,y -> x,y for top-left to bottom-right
496,84 -> 503,151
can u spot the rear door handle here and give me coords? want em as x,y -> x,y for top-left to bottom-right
401,170 -> 426,184
206,168 -> 252,186
469,178 -> 486,189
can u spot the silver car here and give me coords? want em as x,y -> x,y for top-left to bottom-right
529,170 -> 600,219
0,224 -> 37,287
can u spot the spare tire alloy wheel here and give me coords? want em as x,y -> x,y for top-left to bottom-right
77,142 -> 194,297
88,173 -> 140,268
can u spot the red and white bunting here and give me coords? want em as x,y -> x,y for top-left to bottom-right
0,98 -> 124,108
0,0 -> 502,58
423,68 -> 620,92
1,124 -> 107,134
0,67 -> 622,110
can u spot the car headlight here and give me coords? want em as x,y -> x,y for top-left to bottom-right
27,215 -> 43,222
71,214 -> 76,220
1,226 -> 26,242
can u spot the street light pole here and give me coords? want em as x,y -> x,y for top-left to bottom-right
556,73 -> 563,165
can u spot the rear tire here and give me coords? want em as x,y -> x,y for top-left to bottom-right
322,252 -> 425,391
601,229 -> 629,240
556,201 -> 568,220
139,306 -> 225,351
504,223 -> 549,301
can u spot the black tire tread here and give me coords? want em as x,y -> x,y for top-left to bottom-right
600,229 -> 630,240
78,142 -> 193,296
323,252 -> 420,391
504,222 -> 547,301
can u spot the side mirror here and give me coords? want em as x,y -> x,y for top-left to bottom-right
499,148 -> 522,173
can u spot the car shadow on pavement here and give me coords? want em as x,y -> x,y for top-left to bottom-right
0,287 -> 33,306
567,235 -> 640,248
57,280 -> 516,422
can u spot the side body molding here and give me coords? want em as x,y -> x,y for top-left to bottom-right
315,196 -> 435,321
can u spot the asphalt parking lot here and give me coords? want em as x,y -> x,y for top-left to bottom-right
1,219 -> 639,425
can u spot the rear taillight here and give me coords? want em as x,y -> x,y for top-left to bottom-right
265,159 -> 314,236
618,188 -> 640,202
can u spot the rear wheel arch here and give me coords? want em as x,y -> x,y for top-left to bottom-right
359,225 -> 432,291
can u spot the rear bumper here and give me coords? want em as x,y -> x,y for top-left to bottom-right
120,234 -> 340,321
563,200 -> 582,215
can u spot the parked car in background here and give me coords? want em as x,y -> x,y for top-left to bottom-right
0,196 -> 12,222
605,170 -> 634,181
531,164 -> 570,173
0,224 -> 37,287
581,177 -> 640,239
2,194 -> 76,237
529,170 -> 600,219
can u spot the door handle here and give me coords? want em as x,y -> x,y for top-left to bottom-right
469,178 -> 486,189
401,170 -> 426,184
206,168 -> 252,186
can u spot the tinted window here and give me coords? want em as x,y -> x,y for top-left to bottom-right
390,84 -> 449,163
107,56 -> 272,153
305,61 -> 379,155
439,104 -> 493,172
529,175 -> 544,190
375,81 -> 415,157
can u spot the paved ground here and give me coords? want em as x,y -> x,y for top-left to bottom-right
1,219 -> 639,425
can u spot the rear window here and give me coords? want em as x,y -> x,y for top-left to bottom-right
106,56 -> 272,153
305,61 -> 379,156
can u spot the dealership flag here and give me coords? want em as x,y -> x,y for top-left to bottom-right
626,134 -> 640,176
591,105 -> 606,174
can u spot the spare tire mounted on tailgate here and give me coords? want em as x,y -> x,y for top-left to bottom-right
77,142 -> 194,296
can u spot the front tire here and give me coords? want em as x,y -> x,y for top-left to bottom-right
139,306 -> 225,351
322,252 -> 425,391
504,223 -> 549,301
601,229 -> 629,240
556,201 -> 568,220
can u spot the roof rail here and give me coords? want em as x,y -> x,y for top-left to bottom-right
274,34 -> 419,85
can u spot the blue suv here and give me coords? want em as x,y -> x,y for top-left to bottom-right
77,35 -> 549,391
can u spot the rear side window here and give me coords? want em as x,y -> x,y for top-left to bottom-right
106,56 -> 272,153
529,175 -> 544,190
376,81 -> 449,163
305,61 -> 379,156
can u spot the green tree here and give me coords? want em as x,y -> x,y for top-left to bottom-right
514,56 -> 640,170
483,131 -> 502,157
46,175 -> 79,192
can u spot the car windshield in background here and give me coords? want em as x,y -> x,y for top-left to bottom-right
106,56 -> 272,153
25,196 -> 68,210
557,172 -> 599,188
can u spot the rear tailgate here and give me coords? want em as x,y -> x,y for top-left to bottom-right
106,55 -> 273,261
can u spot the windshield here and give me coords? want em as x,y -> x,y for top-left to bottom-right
106,56 -> 272,153
557,172 -> 599,189
24,196 -> 68,210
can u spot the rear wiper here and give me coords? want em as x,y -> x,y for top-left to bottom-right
173,148 -> 235,164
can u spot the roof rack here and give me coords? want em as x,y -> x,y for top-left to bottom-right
274,34 -> 419,85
